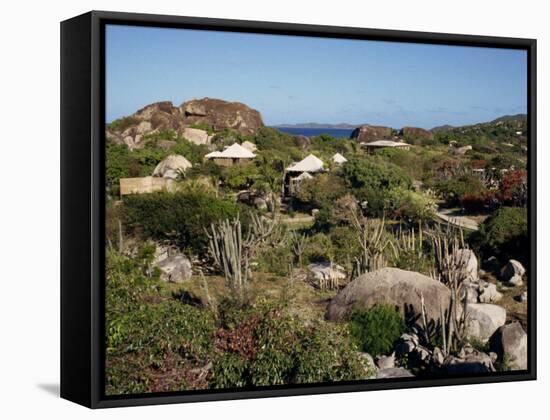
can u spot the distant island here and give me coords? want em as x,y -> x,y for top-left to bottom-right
272,122 -> 359,129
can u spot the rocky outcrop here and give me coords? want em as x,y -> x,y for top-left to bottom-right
107,98 -> 264,149
350,125 -> 393,142
153,155 -> 192,179
464,303 -> 506,342
308,262 -> 346,287
293,135 -> 311,150
376,367 -> 414,379
182,127 -> 212,145
325,268 -> 451,323
489,322 -> 527,370
478,282 -> 503,303
156,253 -> 192,283
181,98 -> 264,135
400,126 -> 434,141
456,249 -> 478,283
501,259 -> 525,286
444,349 -> 495,374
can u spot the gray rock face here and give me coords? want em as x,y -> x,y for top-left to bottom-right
489,322 -> 527,370
501,259 -> 525,286
444,350 -> 495,374
182,127 -> 212,145
376,354 -> 396,369
376,367 -> 414,379
308,262 -> 346,285
153,154 -> 192,179
456,249 -> 478,282
157,254 -> 192,283
350,125 -> 393,142
465,303 -> 507,342
478,282 -> 503,303
325,268 -> 451,323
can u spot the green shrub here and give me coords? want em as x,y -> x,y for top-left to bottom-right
256,243 -> 293,276
105,251 -> 216,395
295,172 -> 346,208
472,207 -> 528,264
209,301 -> 369,388
349,304 -> 405,355
303,232 -> 333,263
123,191 -> 239,254
108,116 -> 139,132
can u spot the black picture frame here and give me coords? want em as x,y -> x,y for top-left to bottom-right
60,10 -> 537,409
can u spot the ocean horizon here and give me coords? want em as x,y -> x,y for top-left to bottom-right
272,127 -> 354,138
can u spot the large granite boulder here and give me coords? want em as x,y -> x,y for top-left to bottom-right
456,249 -> 478,283
478,282 -> 503,303
106,97 -> 264,149
399,126 -> 434,141
107,101 -> 183,149
464,303 -> 506,342
308,262 -> 347,287
293,135 -> 311,150
501,259 -> 526,286
153,155 -> 192,179
489,322 -> 527,370
180,97 -> 264,135
444,350 -> 495,374
156,254 -> 192,283
182,127 -> 212,145
325,268 -> 451,323
350,124 -> 393,142
376,367 -> 414,379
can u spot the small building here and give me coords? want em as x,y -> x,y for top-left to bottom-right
205,142 -> 256,166
119,176 -> 175,196
285,154 -> 325,195
361,140 -> 410,154
332,153 -> 347,164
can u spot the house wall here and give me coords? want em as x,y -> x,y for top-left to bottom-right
119,176 -> 175,196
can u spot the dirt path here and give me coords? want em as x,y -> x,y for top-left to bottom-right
435,208 -> 480,231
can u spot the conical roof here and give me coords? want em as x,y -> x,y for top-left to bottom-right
286,154 -> 325,173
332,153 -> 347,164
206,142 -> 256,159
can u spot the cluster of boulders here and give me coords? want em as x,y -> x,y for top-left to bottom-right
153,244 -> 193,283
107,98 -> 264,149
325,250 -> 528,376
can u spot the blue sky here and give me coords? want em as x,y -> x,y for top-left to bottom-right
106,24 -> 527,129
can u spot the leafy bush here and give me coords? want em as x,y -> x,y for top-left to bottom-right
295,173 -> 346,208
386,187 -> 436,221
256,243 -> 293,276
123,191 -> 239,254
342,158 -> 413,215
435,174 -> 487,207
349,304 -> 405,356
105,251 -> 216,395
302,232 -> 333,263
108,116 -> 139,132
210,301 -> 369,388
472,207 -> 528,264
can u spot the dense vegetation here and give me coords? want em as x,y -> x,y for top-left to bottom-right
104,113 -> 529,394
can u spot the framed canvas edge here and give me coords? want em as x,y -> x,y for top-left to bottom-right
61,10 -> 537,409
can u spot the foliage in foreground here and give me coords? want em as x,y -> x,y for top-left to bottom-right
105,251 -> 372,395
349,304 -> 406,356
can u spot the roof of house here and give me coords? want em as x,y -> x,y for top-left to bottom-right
362,140 -> 410,148
205,143 -> 256,159
332,153 -> 348,163
286,154 -> 325,173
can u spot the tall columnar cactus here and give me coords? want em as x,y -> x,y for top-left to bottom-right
207,212 -> 283,301
425,223 -> 469,354
346,200 -> 389,275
